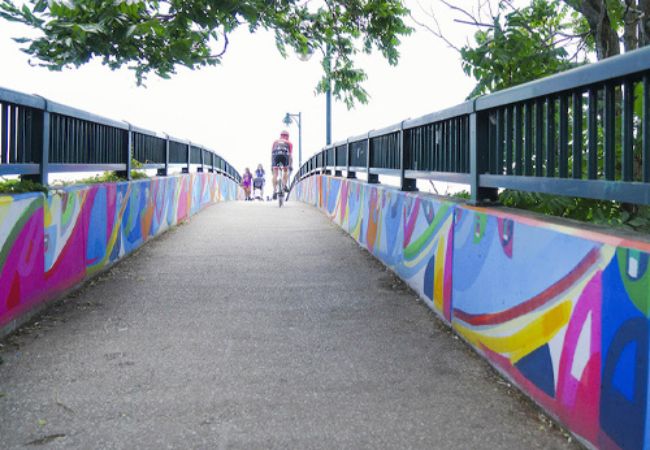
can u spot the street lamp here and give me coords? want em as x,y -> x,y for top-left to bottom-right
324,46 -> 332,146
283,112 -> 302,167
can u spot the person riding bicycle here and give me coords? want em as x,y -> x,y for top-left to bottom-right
271,130 -> 293,200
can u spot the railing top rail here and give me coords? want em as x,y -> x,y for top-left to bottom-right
475,45 -> 650,110
338,100 -> 475,152
0,86 -> 45,109
167,135 -> 190,145
45,99 -> 129,130
131,124 -> 163,138
348,132 -> 371,143
403,101 -> 474,129
369,124 -> 400,138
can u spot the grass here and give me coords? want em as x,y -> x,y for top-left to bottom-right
0,178 -> 48,194
441,188 -> 650,234
0,159 -> 149,194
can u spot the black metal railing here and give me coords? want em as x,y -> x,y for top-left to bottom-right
133,128 -> 166,168
0,86 -> 241,184
335,144 -> 346,167
1,99 -> 41,169
297,46 -> 650,205
349,139 -> 367,168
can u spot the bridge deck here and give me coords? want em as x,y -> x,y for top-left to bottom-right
0,201 -> 578,449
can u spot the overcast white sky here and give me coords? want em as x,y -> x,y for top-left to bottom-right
0,0 -> 479,175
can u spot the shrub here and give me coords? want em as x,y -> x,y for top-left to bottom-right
0,178 -> 48,194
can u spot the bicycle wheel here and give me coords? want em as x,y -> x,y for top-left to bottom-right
275,166 -> 285,207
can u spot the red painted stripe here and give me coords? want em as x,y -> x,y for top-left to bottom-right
453,247 -> 601,326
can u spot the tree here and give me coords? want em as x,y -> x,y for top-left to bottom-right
418,0 -> 650,97
561,0 -> 650,58
0,0 -> 412,108
414,0 -> 590,98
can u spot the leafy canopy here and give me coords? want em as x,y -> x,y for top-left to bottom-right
0,0 -> 412,107
459,0 -> 579,98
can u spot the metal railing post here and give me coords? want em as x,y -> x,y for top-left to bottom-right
126,126 -> 132,181
334,145 -> 342,177
317,150 -> 321,174
120,122 -> 133,181
469,109 -> 498,205
367,132 -> 379,184
158,134 -> 169,176
400,120 -> 417,191
24,96 -> 50,186
183,141 -> 190,174
346,138 -> 355,179
39,105 -> 50,186
324,147 -> 331,175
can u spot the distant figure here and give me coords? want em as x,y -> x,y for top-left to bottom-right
241,168 -> 253,201
271,130 -> 293,200
253,164 -> 265,200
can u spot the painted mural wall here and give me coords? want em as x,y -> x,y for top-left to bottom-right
295,174 -> 650,450
0,172 -> 241,333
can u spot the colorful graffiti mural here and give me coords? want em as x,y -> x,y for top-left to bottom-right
295,174 -> 650,450
0,173 -> 241,331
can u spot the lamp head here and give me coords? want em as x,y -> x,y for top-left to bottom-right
283,113 -> 292,126
296,40 -> 314,62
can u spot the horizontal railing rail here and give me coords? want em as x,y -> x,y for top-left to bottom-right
0,86 -> 241,185
297,46 -> 650,205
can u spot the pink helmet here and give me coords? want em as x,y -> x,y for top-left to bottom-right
280,130 -> 289,138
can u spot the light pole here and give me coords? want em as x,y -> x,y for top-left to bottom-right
295,44 -> 331,146
325,46 -> 332,145
283,112 -> 302,167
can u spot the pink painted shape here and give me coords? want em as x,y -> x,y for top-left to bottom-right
177,177 -> 189,222
403,197 -> 420,248
470,272 -> 604,448
0,207 -> 45,326
45,190 -> 89,294
555,271 -> 602,442
339,180 -> 348,226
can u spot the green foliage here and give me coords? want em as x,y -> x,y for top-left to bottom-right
460,0 -> 578,98
0,0 -> 412,108
75,172 -> 126,185
72,160 -> 148,185
0,178 -> 48,194
499,190 -> 650,233
452,190 -> 471,199
130,158 -> 149,179
130,170 -> 149,180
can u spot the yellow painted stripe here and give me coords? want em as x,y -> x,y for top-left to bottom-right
454,300 -> 572,364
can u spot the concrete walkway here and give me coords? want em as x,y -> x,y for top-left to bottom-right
0,201 -> 579,449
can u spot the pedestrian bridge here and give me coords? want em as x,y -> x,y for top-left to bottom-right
3,47 -> 650,449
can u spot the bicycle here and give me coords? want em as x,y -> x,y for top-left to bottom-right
275,162 -> 287,207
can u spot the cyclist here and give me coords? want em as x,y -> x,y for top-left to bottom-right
271,130 -> 293,199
